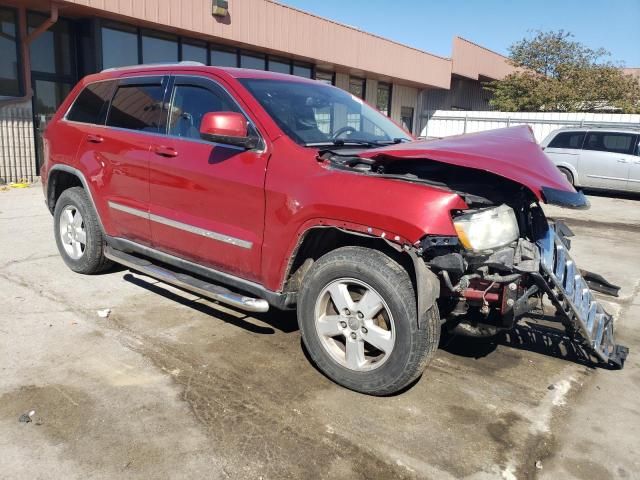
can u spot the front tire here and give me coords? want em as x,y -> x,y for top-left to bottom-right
297,246 -> 440,395
53,187 -> 112,274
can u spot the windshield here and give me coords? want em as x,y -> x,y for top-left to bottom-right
239,78 -> 411,147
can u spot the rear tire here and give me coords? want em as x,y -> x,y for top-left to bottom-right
54,187 -> 112,274
297,246 -> 440,395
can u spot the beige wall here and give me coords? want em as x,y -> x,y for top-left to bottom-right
334,72 -> 349,91
391,85 -> 419,133
365,78 -> 378,107
60,0 -> 452,89
451,37 -> 517,81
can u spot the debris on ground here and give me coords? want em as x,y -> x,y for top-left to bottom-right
535,460 -> 543,469
547,384 -> 556,390
18,410 -> 36,423
97,308 -> 111,318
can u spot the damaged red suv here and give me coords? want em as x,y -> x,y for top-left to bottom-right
41,63 -> 627,395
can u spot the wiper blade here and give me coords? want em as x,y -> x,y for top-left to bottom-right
306,138 -> 409,148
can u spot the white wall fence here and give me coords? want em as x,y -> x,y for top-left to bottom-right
421,110 -> 640,142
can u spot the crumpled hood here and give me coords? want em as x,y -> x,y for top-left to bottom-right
359,125 -> 587,208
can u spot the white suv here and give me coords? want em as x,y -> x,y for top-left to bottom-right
541,127 -> 640,193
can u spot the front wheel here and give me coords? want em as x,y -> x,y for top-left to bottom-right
297,246 -> 440,395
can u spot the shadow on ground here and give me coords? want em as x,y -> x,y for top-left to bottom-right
126,270 -> 598,374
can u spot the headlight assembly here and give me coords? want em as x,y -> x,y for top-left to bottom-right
453,204 -> 519,251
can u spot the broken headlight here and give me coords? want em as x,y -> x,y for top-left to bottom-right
453,204 -> 519,251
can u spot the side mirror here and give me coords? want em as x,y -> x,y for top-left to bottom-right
199,112 -> 259,149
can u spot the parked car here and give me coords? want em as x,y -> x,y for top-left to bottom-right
40,63 -> 628,395
541,126 -> 640,193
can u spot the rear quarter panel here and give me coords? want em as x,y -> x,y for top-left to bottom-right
544,148 -> 580,185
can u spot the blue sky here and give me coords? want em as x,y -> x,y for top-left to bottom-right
282,0 -> 640,66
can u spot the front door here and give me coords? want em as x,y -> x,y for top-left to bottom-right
148,75 -> 268,282
578,131 -> 635,190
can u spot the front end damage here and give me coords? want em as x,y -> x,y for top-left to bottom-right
421,216 -> 627,368
321,126 -> 629,368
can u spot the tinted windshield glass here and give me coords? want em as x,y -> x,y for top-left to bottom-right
239,79 -> 411,146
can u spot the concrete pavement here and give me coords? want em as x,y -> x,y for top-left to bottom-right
0,185 -> 638,479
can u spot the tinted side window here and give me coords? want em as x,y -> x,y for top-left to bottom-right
168,85 -> 239,139
548,131 -> 585,149
67,81 -> 114,124
584,132 -> 636,155
106,84 -> 166,132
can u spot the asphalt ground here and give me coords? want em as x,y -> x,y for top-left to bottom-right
1,185 -> 638,479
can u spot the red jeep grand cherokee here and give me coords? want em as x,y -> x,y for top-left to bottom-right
41,63 -> 627,395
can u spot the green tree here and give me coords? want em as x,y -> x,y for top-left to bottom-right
486,30 -> 640,113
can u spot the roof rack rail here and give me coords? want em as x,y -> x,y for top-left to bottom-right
101,61 -> 205,73
578,124 -> 640,130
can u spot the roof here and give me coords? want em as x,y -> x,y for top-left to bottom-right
550,125 -> 640,134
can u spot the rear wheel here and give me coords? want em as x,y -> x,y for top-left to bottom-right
297,246 -> 440,395
54,187 -> 112,274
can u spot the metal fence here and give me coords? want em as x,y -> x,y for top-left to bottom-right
421,110 -> 640,142
0,106 -> 36,184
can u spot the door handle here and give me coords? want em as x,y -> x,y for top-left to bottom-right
87,134 -> 104,144
153,145 -> 178,158
617,158 -> 628,163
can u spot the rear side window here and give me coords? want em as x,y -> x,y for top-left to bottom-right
584,132 -> 636,155
67,81 -> 114,124
547,131 -> 585,149
106,84 -> 166,132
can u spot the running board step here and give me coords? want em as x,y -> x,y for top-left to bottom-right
104,246 -> 269,313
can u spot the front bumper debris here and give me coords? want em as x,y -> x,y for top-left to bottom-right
536,222 -> 628,368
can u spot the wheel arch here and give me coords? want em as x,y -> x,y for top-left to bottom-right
283,226 -> 439,328
555,163 -> 578,187
47,165 -> 105,232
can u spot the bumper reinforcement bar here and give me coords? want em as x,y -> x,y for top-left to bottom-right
536,223 -> 628,368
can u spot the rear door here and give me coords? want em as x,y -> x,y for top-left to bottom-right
148,74 -> 268,282
81,75 -> 169,244
578,131 -> 635,190
627,135 -> 640,192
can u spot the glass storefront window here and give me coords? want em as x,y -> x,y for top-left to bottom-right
349,77 -> 365,99
211,47 -> 237,67
315,71 -> 334,85
142,31 -> 178,64
0,7 -> 21,96
182,42 -> 207,64
28,14 -> 73,76
293,64 -> 312,78
400,106 -> 414,133
376,82 -> 391,116
268,57 -> 290,74
33,80 -> 72,116
102,26 -> 138,69
240,52 -> 266,70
